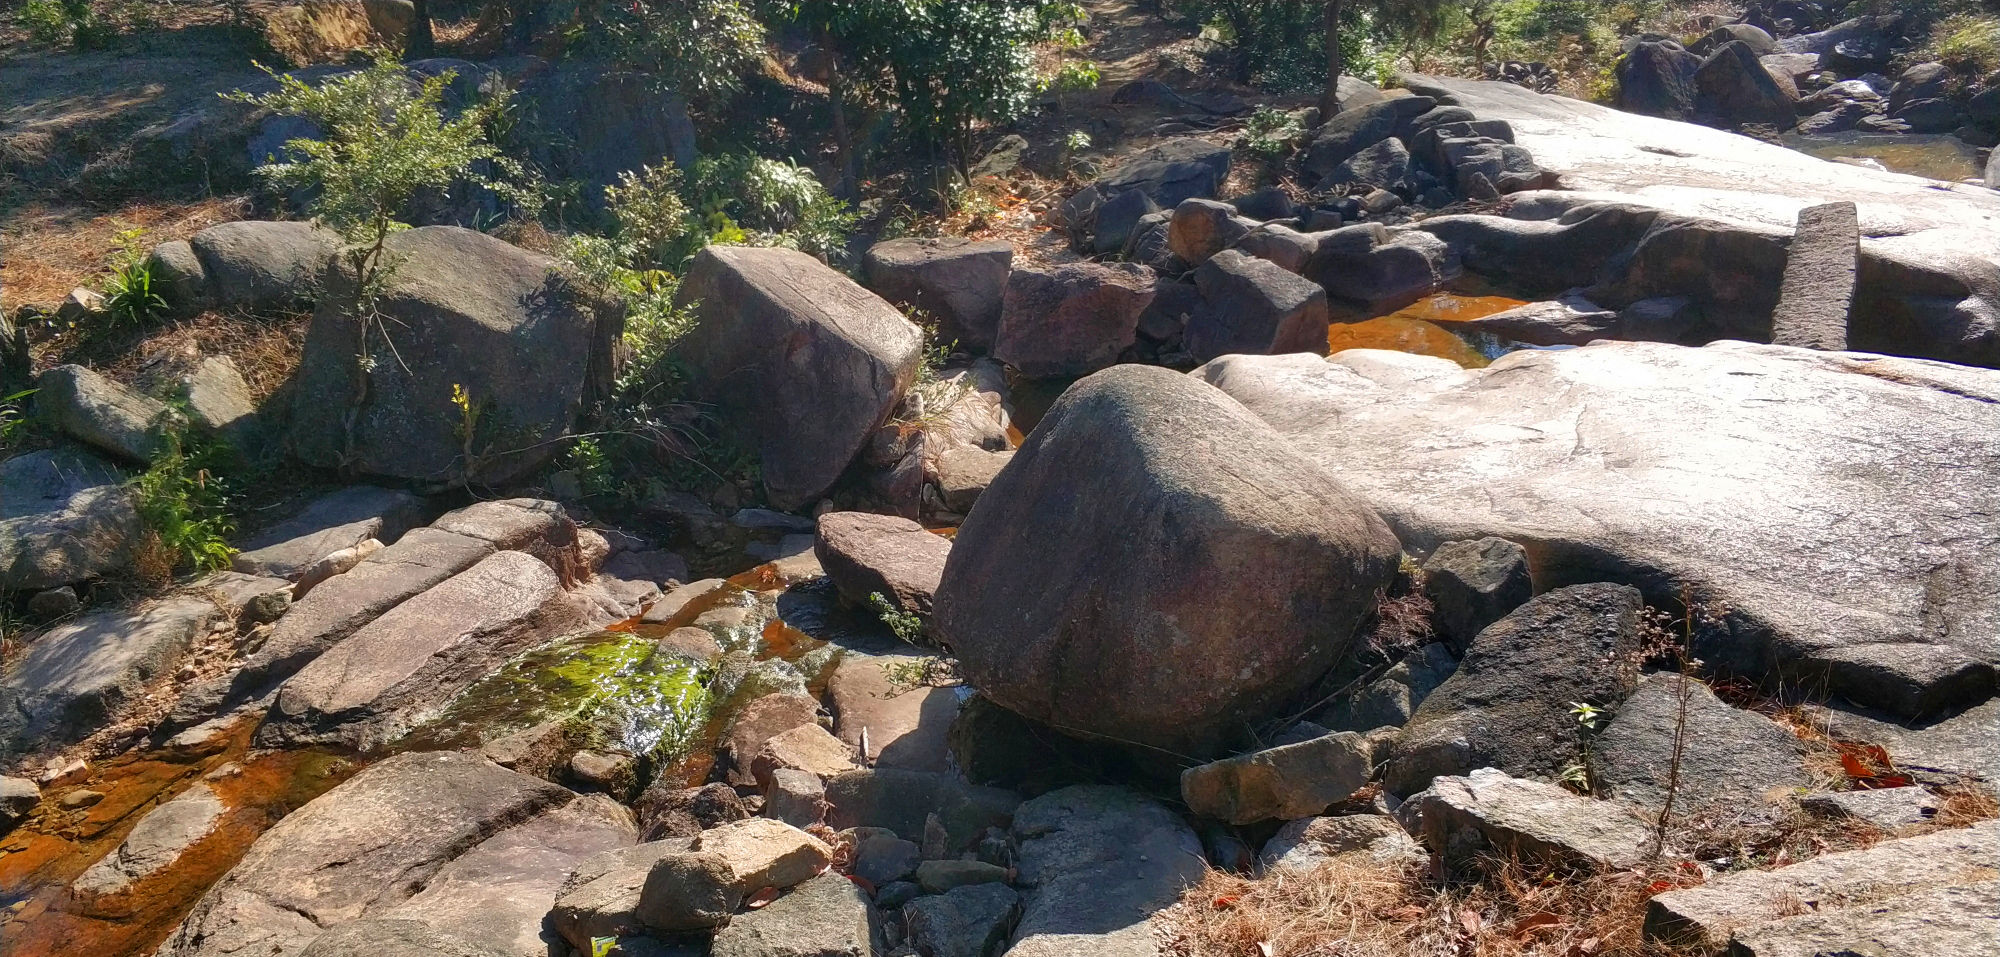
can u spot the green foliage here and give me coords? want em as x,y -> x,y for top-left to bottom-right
1241,105 -> 1304,160
102,263 -> 168,325
688,155 -> 858,264
133,425 -> 237,578
585,0 -> 767,105
1934,14 -> 2000,76
227,56 -> 538,305
603,163 -> 697,270
1568,700 -> 1607,731
870,591 -> 926,644
0,390 -> 35,450
1045,60 -> 1102,93
18,0 -> 115,49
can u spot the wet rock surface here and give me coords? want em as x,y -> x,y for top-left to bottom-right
1201,343 -> 2000,722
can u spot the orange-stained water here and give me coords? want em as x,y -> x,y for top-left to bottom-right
0,720 -> 361,957
1327,292 -> 1532,368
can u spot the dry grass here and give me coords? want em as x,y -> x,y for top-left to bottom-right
2,196 -> 250,313
1159,854 -> 1702,957
1931,782 -> 2000,830
262,0 -> 377,67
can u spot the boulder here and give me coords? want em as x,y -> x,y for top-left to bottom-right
862,237 -> 1013,352
1197,341 -> 2000,720
1317,642 -> 1457,732
1,776 -> 38,833
709,871 -> 875,957
180,356 -> 262,451
852,830 -> 922,886
1179,731 -> 1372,825
687,818 -> 835,898
1302,97 -> 1436,181
1693,23 -> 1776,56
1008,787 -> 1204,957
188,220 -> 338,313
36,364 -> 171,464
751,723 -> 861,788
1421,537 -> 1533,654
1616,40 -> 1702,119
1645,820 -> 2000,954
1186,249 -> 1330,363
904,883 -> 1018,957
764,769 -> 826,828
1384,584 -> 1644,795
145,239 -> 211,314
677,246 -> 923,509
288,226 -> 618,487
1228,186 -> 1295,222
813,511 -> 951,617
1259,814 -> 1423,872
636,782 -> 747,842
721,693 -> 821,787
0,598 -> 216,763
1770,201 -> 1857,351
993,263 -> 1156,378
1592,673 -> 1808,813
1694,41 -> 1798,128
1166,198 -> 1255,267
158,751 -> 574,957
1060,139 -> 1232,252
1328,138 -> 1414,192
264,550 -> 599,749
934,365 -> 1400,758
551,840 -> 696,947
74,783 -> 227,898
935,447 -> 1011,515
1302,224 -> 1455,315
1397,768 -> 1655,869
915,859 -> 1009,893
0,448 -> 139,591
231,485 -> 430,578
1090,187 -> 1163,259
1233,223 -> 1319,274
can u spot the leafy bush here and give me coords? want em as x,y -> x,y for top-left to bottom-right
133,425 -> 237,585
1242,105 -> 1304,160
1935,14 -> 2000,76
602,163 -> 696,271
689,155 -> 857,265
17,0 -> 115,49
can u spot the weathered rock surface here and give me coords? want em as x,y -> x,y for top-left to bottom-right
1645,820 -> 2000,954
1591,673 -> 1808,814
1318,642 -> 1457,733
1799,787 -> 1940,830
74,783 -> 227,898
1186,249 -> 1330,363
904,883 -> 1017,957
1259,814 -> 1423,871
678,245 -> 923,509
813,512 -> 951,617
265,550 -> 599,749
1770,201 -> 1857,351
0,597 -> 217,763
1180,732 -> 1372,825
1693,41 -> 1797,128
1,448 -> 139,591
159,751 -> 573,957
1302,96 -> 1436,181
827,651 -> 956,773
1421,537 -> 1532,655
1822,699 -> 2000,783
1007,786 -> 1204,957
824,768 -> 1020,854
1302,224 -> 1456,315
1398,768 -> 1654,869
36,364 -> 170,464
709,871 -> 875,957
752,723 -> 861,787
994,263 -> 1157,378
232,485 -> 430,578
289,226 -> 618,486
721,693 -> 822,787
550,840 -> 693,947
1398,74 -> 2000,367
1445,294 -> 1685,347
935,447 -> 1011,515
1199,342 -> 2000,721
188,220 -> 337,312
1060,138 -> 1232,253
1,776 -> 39,832
1617,39 -> 1701,120
1165,198 -> 1254,267
863,237 -> 1012,352
935,365 -> 1400,758
146,239 -> 211,314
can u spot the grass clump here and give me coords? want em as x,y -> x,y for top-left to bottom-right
131,423 -> 237,587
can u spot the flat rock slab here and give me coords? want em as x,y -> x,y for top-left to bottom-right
1770,201 -> 1857,351
159,751 -> 574,957
231,486 -> 430,578
1821,699 -> 2000,782
1259,815 -> 1423,871
813,511 -> 951,616
709,871 -> 875,957
36,364 -> 170,464
826,651 -> 957,773
0,597 -> 216,762
1180,732 -> 1372,825
0,448 -> 138,591
73,782 -> 227,897
1645,820 -> 2000,953
381,793 -> 635,957
825,768 -> 1020,854
1799,787 -> 1941,830
1008,786 -> 1205,957
267,550 -> 598,749
1198,342 -> 2000,720
1397,768 -> 1655,869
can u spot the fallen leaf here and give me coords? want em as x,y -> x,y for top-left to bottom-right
1213,895 -> 1240,910
1513,913 -> 1561,937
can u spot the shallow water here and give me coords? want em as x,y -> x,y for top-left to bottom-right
1328,292 -> 1535,368
1781,131 -> 1984,182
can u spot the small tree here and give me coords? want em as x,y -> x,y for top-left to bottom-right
229,57 -> 531,308
594,0 -> 768,169
1322,0 -> 1450,116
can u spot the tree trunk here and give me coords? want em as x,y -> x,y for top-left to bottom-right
824,34 -> 858,200
663,93 -> 698,172
407,0 -> 436,59
1320,0 -> 1346,119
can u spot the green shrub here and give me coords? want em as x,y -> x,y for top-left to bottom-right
1935,14 -> 2000,75
1242,105 -> 1304,160
18,0 -> 115,49
133,425 -> 237,583
101,263 -> 168,324
689,155 -> 857,265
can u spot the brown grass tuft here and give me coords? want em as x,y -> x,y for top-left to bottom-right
262,0 -> 376,67
2,196 -> 249,314
1158,853 -> 1702,957
1931,782 -> 2000,830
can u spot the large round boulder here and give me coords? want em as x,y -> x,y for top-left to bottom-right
932,365 -> 1401,758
